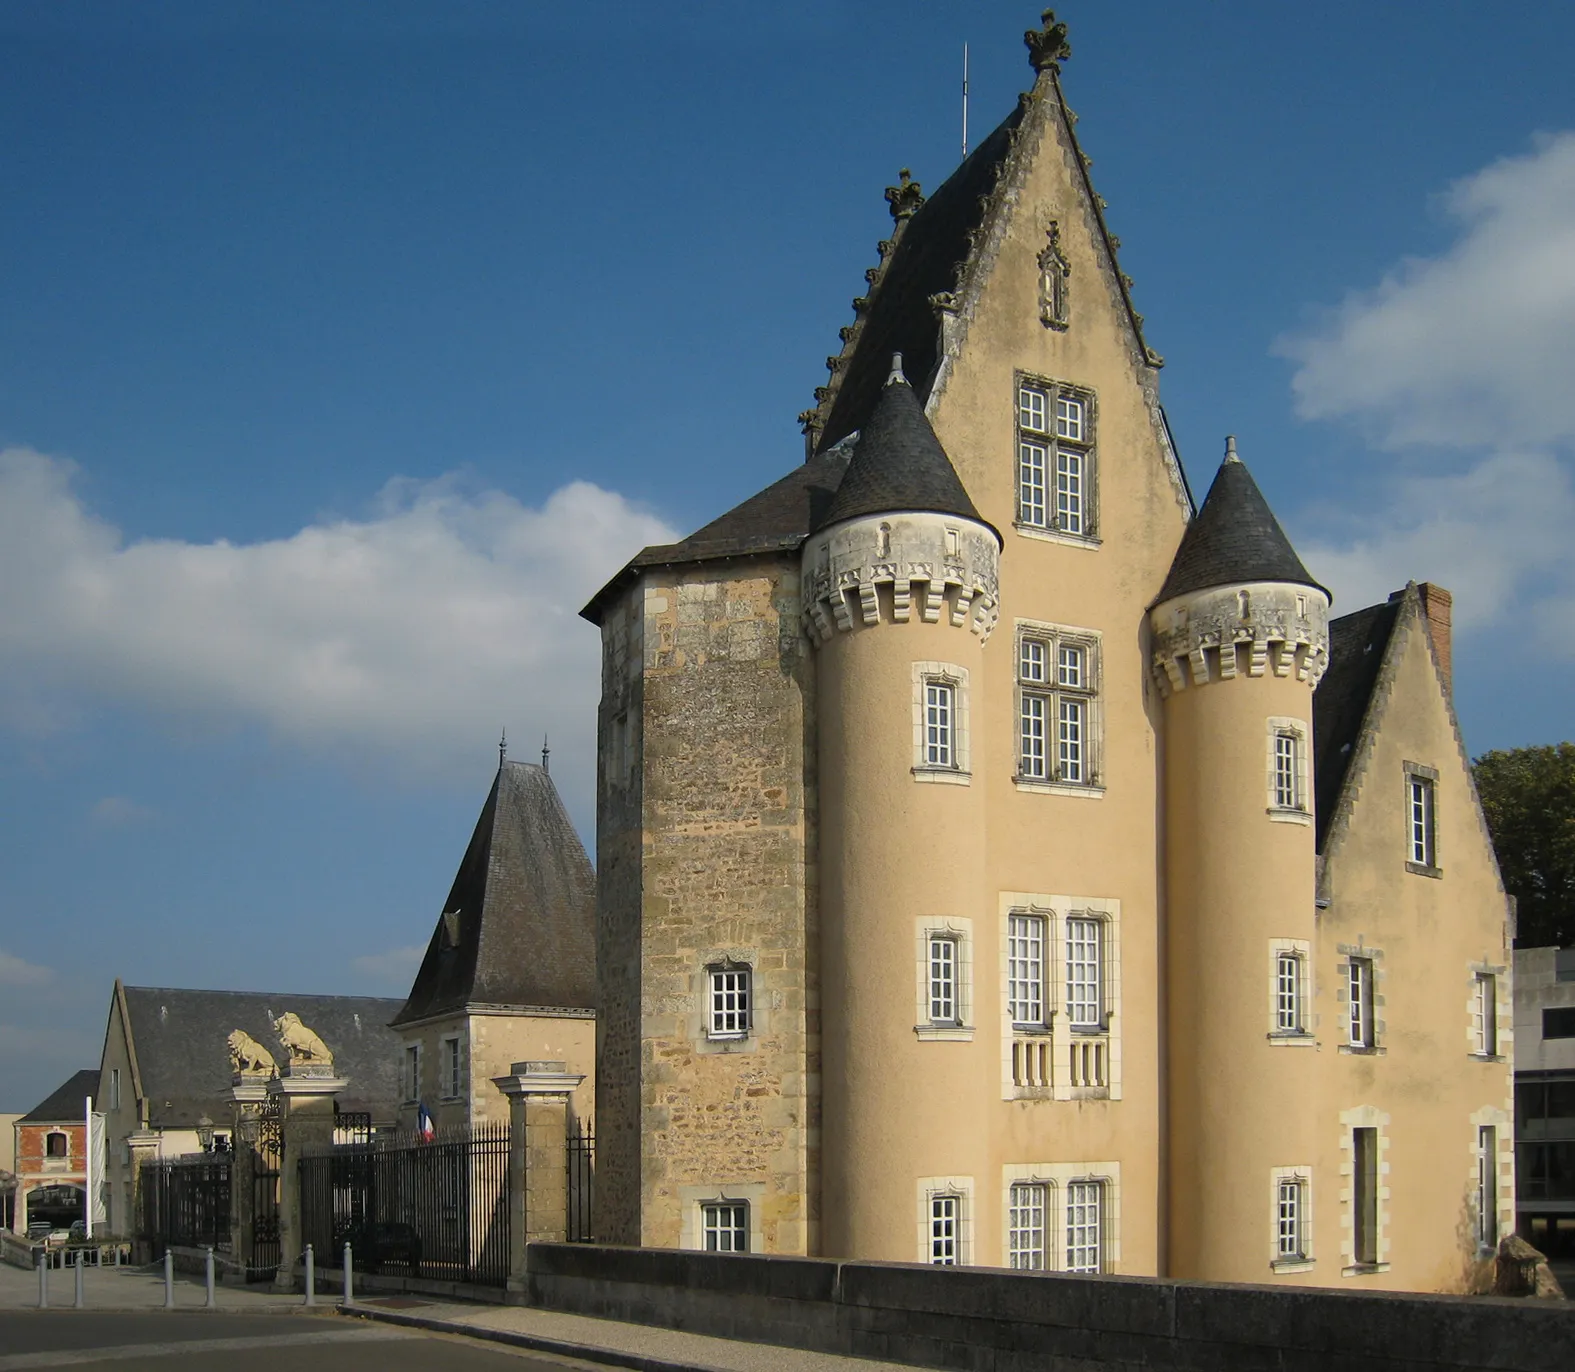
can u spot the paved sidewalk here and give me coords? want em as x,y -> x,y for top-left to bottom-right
0,1259 -> 318,1312
345,1299 -> 917,1372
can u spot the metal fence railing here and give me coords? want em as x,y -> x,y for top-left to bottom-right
300,1122 -> 511,1287
137,1157 -> 231,1255
568,1119 -> 594,1243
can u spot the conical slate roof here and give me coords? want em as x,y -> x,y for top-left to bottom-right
1156,440 -> 1326,604
811,363 -> 987,534
391,760 -> 595,1025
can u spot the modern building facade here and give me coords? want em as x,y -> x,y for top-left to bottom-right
581,12 -> 1513,1291
1513,946 -> 1575,1251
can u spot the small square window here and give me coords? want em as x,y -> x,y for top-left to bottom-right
46,1132 -> 68,1159
1018,386 -> 1048,435
708,966 -> 752,1039
701,1200 -> 749,1253
1055,396 -> 1084,441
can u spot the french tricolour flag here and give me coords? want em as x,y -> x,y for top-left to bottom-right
417,1103 -> 435,1142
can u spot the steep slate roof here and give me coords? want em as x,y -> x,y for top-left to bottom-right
816,105 -> 1027,452
392,760 -> 595,1026
1312,598 -> 1402,852
119,986 -> 404,1128
1156,445 -> 1326,605
580,448 -> 851,624
20,1069 -> 100,1124
814,369 -> 987,533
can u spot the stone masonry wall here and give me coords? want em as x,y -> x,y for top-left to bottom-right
636,556 -> 817,1254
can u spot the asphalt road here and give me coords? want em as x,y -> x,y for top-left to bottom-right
0,1311 -> 601,1371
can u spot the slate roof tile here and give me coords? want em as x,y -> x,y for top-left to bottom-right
20,1069 -> 101,1124
1313,598 -> 1402,852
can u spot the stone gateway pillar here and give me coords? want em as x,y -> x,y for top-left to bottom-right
268,1066 -> 346,1291
494,1061 -> 585,1293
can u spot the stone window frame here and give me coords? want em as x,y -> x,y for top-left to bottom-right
1269,1165 -> 1315,1273
1013,618 -> 1105,797
109,1068 -> 121,1112
1339,1105 -> 1392,1275
1468,1106 -> 1512,1257
1267,938 -> 1314,1045
1337,942 -> 1386,1056
690,951 -> 763,1056
1404,761 -> 1442,877
679,1181 -> 766,1254
912,661 -> 971,785
1001,1160 -> 1121,1274
997,893 -> 1122,1101
1266,716 -> 1312,824
916,916 -> 974,1042
1466,962 -> 1509,1061
916,1174 -> 974,1266
1014,372 -> 1099,547
402,1041 -> 422,1104
705,961 -> 753,1041
437,1032 -> 464,1102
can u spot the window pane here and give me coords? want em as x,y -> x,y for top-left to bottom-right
1065,1180 -> 1102,1273
710,967 -> 751,1037
1020,638 -> 1047,683
1056,396 -> 1084,441
1009,1182 -> 1047,1270
929,938 -> 957,1024
925,682 -> 954,768
1276,953 -> 1301,1032
1019,387 -> 1047,434
1056,448 -> 1083,534
1474,974 -> 1497,1055
1020,694 -> 1047,779
930,1194 -> 959,1265
1057,644 -> 1084,689
1058,698 -> 1085,783
1008,914 -> 1045,1027
1349,960 -> 1372,1047
703,1201 -> 749,1253
1019,442 -> 1047,526
1277,1179 -> 1303,1260
1478,1127 -> 1497,1248
1066,918 -> 1101,1027
1274,733 -> 1298,809
1409,777 -> 1435,865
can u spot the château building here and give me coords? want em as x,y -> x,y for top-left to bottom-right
580,12 -> 1513,1290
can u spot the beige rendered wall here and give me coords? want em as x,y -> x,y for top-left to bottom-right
1315,604 -> 1513,1293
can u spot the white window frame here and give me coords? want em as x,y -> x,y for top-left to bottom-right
912,662 -> 971,784
403,1042 -> 422,1104
1268,939 -> 1313,1043
1270,1166 -> 1314,1271
701,1199 -> 750,1253
1405,763 -> 1440,873
1065,1178 -> 1105,1273
1016,376 -> 1096,542
1476,1126 -> 1497,1252
929,936 -> 959,1026
438,1034 -> 463,1101
1347,956 -> 1375,1050
1007,912 -> 1048,1031
1016,621 -> 1102,794
1266,717 -> 1311,822
915,918 -> 973,1041
1064,915 -> 1104,1031
917,1176 -> 974,1266
707,963 -> 752,1040
1007,1180 -> 1048,1270
1472,972 -> 1498,1057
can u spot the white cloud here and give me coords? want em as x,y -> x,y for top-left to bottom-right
351,944 -> 426,985
0,450 -> 676,810
89,796 -> 156,828
1279,134 -> 1575,651
0,950 -> 54,987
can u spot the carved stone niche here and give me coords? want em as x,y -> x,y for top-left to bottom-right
1039,223 -> 1070,330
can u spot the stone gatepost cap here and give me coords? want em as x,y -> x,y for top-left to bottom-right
512,1060 -> 566,1075
493,1061 -> 585,1097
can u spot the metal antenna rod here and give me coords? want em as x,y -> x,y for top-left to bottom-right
961,42 -> 970,159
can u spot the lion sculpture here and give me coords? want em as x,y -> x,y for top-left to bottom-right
227,1029 -> 277,1077
273,1012 -> 334,1070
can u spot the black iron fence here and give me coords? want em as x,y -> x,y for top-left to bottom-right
138,1157 -> 230,1254
568,1119 -> 594,1243
300,1122 -> 511,1287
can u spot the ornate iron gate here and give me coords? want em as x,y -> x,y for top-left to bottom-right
250,1097 -> 283,1277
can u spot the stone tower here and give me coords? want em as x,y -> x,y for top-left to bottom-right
802,359 -> 1001,1258
1149,438 -> 1331,1282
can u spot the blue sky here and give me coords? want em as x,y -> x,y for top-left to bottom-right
3,1 -> 1574,1111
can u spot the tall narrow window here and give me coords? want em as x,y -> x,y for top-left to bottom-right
1353,1128 -> 1379,1266
1273,732 -> 1301,810
929,937 -> 958,1025
1007,914 -> 1047,1029
1017,626 -> 1099,786
109,1068 -> 121,1111
925,681 -> 955,769
1348,958 -> 1375,1049
1276,1176 -> 1307,1262
1065,1179 -> 1103,1273
1008,1182 -> 1048,1270
1016,379 -> 1095,537
708,965 -> 752,1039
1407,773 -> 1437,868
1473,973 -> 1497,1056
1066,918 -> 1102,1029
404,1044 -> 421,1103
1477,1127 -> 1498,1250
1275,951 -> 1304,1034
441,1037 -> 462,1099
930,1193 -> 960,1265
701,1200 -> 749,1253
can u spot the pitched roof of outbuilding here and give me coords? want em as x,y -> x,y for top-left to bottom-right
813,369 -> 987,534
20,1069 -> 100,1124
391,760 -> 595,1026
1156,444 -> 1325,605
117,986 -> 405,1128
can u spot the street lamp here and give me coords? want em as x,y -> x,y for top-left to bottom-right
196,1115 -> 215,1153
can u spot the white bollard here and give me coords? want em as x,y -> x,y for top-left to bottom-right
205,1246 -> 216,1308
37,1251 -> 47,1309
303,1243 -> 315,1307
74,1251 -> 85,1308
163,1250 -> 175,1308
342,1242 -> 353,1307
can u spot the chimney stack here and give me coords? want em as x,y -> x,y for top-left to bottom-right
1392,582 -> 1452,694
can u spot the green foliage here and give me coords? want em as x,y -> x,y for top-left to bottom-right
1472,743 -> 1575,948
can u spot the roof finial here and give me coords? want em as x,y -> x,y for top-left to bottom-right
499,728 -> 507,768
541,735 -> 550,773
884,168 -> 924,221
1224,434 -> 1240,465
887,352 -> 907,387
1025,9 -> 1071,74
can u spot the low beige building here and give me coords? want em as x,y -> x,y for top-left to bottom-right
581,12 -> 1512,1291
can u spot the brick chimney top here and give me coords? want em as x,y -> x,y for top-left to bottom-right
1391,582 -> 1452,694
